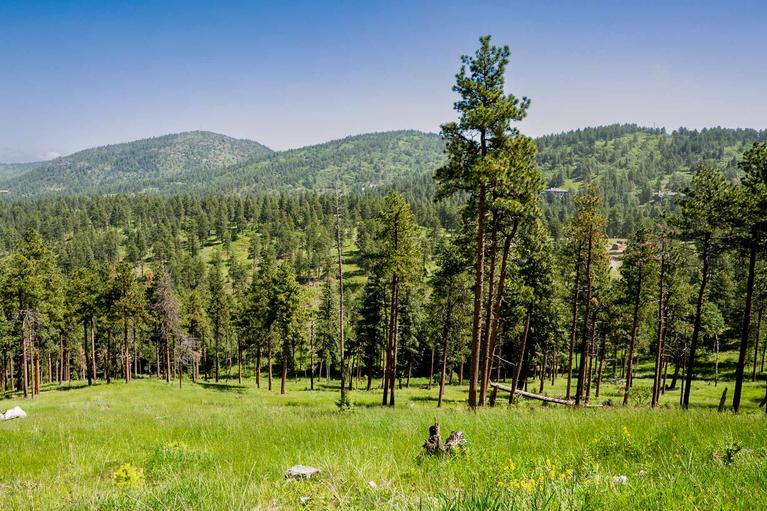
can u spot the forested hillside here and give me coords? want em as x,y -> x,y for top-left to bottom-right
4,126 -> 765,223
1,131 -> 272,195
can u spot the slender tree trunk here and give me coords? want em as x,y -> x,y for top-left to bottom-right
438,283 -> 455,408
652,247 -> 667,407
483,228 -> 516,400
280,332 -> 289,395
478,220 -> 499,406
165,334 -> 171,383
510,302 -> 533,403
596,335 -> 606,398
566,247 -> 583,400
575,231 -> 594,406
335,190 -> 346,405
124,317 -> 130,384
214,325 -> 220,383
468,180 -> 488,409
90,318 -> 97,382
684,237 -> 711,408
267,340 -> 273,391
715,335 -> 720,387
733,238 -> 757,412
308,322 -> 314,391
237,341 -> 243,384
106,330 -> 112,384
753,302 -> 763,381
388,285 -> 400,407
21,328 -> 29,399
84,320 -> 93,386
624,258 -> 645,406
428,346 -> 435,390
383,275 -> 399,406
586,321 -> 597,403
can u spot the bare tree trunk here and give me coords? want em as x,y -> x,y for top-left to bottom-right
575,231 -> 594,406
566,246 -> 583,400
280,333 -> 289,395
623,258 -> 645,406
478,220 -> 499,406
715,335 -> 720,387
510,303 -> 533,403
586,322 -> 597,403
428,346 -> 435,390
652,247 -> 667,407
124,318 -> 130,384
482,228 -> 515,402
684,238 -> 710,408
237,340 -> 243,384
335,190 -> 346,405
267,340 -> 273,391
308,322 -> 314,390
733,237 -> 757,412
596,335 -> 606,398
214,325 -> 220,383
468,180 -> 487,409
90,318 -> 97,382
438,334 -> 449,408
753,301 -> 763,381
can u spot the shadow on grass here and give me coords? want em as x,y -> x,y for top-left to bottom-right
196,382 -> 248,393
409,395 -> 464,404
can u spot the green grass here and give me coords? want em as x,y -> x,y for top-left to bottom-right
2,371 -> 767,510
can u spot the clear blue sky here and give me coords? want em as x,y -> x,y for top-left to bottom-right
1,0 -> 765,162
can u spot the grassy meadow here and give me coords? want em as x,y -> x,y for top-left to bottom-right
2,366 -> 767,510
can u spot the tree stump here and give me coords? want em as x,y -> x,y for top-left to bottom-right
422,421 -> 466,455
718,387 -> 728,413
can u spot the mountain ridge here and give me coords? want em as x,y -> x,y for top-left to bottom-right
2,125 -> 766,200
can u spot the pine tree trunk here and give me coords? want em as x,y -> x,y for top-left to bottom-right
596,335 -> 606,398
84,321 -> 93,386
468,180 -> 487,409
754,302 -> 763,381
124,317 -> 130,384
267,340 -> 273,391
335,191 -> 346,405
510,303 -> 533,403
566,247 -> 583,400
483,229 -> 515,401
478,220 -> 499,406
733,237 -> 757,412
684,237 -> 711,408
90,318 -> 97,382
623,259 -> 645,406
428,346 -> 435,390
652,247 -> 667,407
280,332 -> 289,395
575,231 -> 594,406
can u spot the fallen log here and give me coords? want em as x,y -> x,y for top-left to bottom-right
490,382 -> 573,406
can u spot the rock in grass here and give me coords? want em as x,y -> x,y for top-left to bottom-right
286,465 -> 320,479
2,406 -> 27,421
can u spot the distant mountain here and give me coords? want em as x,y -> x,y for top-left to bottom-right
2,125 -> 765,201
200,130 -> 445,194
1,131 -> 272,196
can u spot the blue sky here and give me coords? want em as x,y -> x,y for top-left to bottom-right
1,0 -> 765,162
